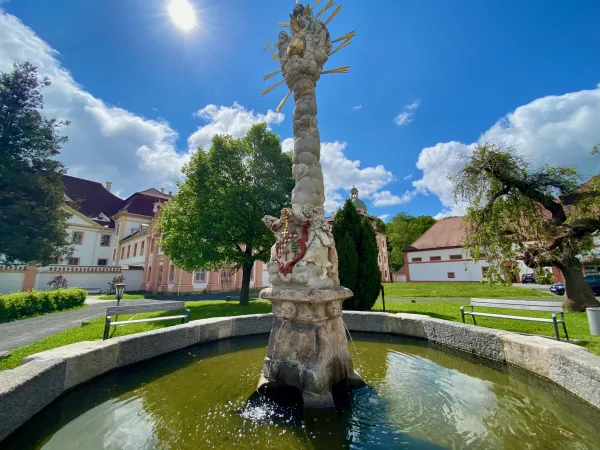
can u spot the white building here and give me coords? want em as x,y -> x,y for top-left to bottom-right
403,217 -> 532,282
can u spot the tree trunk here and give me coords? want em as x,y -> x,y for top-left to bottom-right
239,262 -> 254,306
558,259 -> 600,312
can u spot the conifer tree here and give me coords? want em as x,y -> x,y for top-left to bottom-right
333,199 -> 382,310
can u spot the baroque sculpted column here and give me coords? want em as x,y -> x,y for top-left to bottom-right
258,3 -> 361,408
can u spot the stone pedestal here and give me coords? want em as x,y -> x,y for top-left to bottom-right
258,287 -> 358,407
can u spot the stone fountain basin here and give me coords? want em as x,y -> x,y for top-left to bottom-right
1,311 -> 599,442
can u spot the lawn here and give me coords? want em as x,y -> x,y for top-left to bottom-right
0,300 -> 273,371
2,298 -> 598,372
381,282 -> 554,299
372,300 -> 600,355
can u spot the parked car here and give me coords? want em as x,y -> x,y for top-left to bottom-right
550,283 -> 565,295
550,276 -> 600,296
522,274 -> 536,284
584,275 -> 600,295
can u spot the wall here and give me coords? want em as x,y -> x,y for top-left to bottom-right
407,248 -> 490,282
118,234 -> 147,266
0,267 -> 26,294
407,248 -> 538,282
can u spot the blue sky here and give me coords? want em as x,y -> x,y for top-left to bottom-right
1,0 -> 599,220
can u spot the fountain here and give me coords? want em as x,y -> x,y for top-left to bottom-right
257,2 -> 361,407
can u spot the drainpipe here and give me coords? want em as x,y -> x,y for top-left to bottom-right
177,267 -> 182,296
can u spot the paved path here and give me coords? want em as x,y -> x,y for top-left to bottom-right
0,299 -> 165,352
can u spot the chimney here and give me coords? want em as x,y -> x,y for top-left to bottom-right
105,181 -> 112,192
168,191 -> 172,195
160,187 -> 165,194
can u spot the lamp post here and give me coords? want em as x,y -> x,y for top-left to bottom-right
114,282 -> 126,324
114,283 -> 126,306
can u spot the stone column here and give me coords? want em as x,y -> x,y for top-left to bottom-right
179,270 -> 193,294
254,261 -> 263,289
148,239 -> 159,291
159,255 -> 170,292
22,265 -> 37,291
207,270 -> 219,292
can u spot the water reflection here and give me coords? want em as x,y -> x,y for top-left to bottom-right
4,334 -> 600,450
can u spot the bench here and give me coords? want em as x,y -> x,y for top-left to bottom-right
103,301 -> 191,340
461,298 -> 569,341
85,288 -> 102,294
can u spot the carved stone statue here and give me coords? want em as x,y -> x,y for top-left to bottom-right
263,4 -> 337,290
258,3 -> 361,409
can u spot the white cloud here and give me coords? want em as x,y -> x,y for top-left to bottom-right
187,103 -> 284,150
320,141 -> 395,211
282,139 -> 397,212
352,104 -> 362,111
394,99 -> 421,126
403,174 -> 413,180
378,214 -> 390,221
0,10 -> 186,196
413,86 -> 600,217
281,137 -> 294,152
372,190 -> 415,207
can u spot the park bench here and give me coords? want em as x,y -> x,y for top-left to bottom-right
85,288 -> 102,294
460,298 -> 569,341
103,301 -> 191,340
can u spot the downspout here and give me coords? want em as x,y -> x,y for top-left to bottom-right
177,267 -> 182,296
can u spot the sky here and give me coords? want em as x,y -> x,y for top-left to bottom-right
1,0 -> 599,221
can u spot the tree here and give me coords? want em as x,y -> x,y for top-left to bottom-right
158,123 -> 294,305
452,143 -> 600,312
0,62 -> 70,265
333,199 -> 382,310
386,213 -> 436,270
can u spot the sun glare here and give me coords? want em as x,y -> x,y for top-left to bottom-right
167,0 -> 197,31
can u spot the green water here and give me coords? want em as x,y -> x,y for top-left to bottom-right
5,334 -> 600,449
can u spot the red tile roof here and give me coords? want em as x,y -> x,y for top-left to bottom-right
405,217 -> 466,251
63,176 -> 124,226
117,193 -> 166,217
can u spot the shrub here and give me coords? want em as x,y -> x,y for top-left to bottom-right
107,275 -> 125,294
0,288 -> 87,323
332,199 -> 382,311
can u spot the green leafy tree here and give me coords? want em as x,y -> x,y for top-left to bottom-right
0,62 -> 70,265
452,143 -> 600,312
333,199 -> 382,310
158,123 -> 294,305
386,213 -> 436,270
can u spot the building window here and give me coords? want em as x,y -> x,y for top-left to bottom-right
412,257 -> 422,262
449,254 -> 462,260
482,267 -> 489,277
195,269 -> 205,282
148,267 -> 152,282
133,243 -> 138,257
69,257 -> 80,266
169,264 -> 175,282
121,247 -> 125,259
116,224 -> 120,236
100,234 -> 111,247
430,256 -> 442,261
141,241 -> 145,256
72,231 -> 84,245
127,245 -> 131,259
97,259 -> 108,266
113,249 -> 116,261
448,272 -> 456,279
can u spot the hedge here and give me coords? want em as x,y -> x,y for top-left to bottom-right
0,288 -> 87,323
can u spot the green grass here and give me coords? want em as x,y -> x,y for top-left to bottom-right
381,282 -> 554,299
97,294 -> 146,300
0,300 -> 272,371
373,300 -> 600,355
3,297 -> 598,372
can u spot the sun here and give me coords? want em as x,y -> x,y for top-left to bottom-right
167,0 -> 197,31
